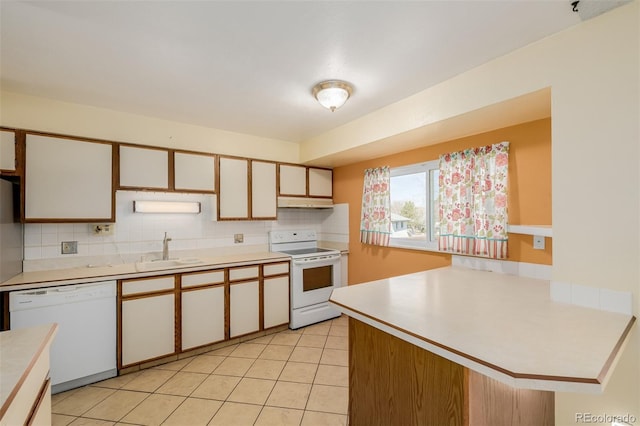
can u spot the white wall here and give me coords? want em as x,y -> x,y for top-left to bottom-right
303,3 -> 639,423
0,91 -> 300,163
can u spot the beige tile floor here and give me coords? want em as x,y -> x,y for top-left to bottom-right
51,316 -> 349,426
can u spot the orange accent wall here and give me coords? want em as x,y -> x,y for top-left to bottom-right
333,118 -> 552,285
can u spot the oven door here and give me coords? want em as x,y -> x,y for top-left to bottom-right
291,254 -> 341,309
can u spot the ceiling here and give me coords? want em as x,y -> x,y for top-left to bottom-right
0,1 -> 626,146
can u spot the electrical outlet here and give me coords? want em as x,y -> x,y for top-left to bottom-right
533,235 -> 545,250
92,224 -> 114,236
234,234 -> 244,244
61,241 -> 78,254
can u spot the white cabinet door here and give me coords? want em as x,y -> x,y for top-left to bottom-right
0,130 -> 16,171
279,164 -> 306,196
229,281 -> 259,338
119,145 -> 169,189
308,168 -> 333,197
174,152 -> 216,192
263,276 -> 289,329
121,293 -> 175,366
182,285 -> 225,350
251,160 -> 276,219
219,157 -> 249,219
25,134 -> 113,220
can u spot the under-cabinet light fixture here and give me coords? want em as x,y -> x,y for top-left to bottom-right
133,200 -> 201,214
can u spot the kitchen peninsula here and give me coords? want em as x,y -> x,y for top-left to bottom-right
329,267 -> 635,426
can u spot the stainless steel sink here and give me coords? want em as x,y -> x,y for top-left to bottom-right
135,257 -> 203,271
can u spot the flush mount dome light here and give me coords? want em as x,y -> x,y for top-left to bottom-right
312,80 -> 353,112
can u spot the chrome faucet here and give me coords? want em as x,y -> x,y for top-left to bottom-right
162,232 -> 172,260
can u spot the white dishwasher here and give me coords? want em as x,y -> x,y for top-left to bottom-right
10,280 -> 117,393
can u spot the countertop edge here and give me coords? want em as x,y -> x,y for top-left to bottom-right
1,252 -> 291,292
330,299 -> 631,393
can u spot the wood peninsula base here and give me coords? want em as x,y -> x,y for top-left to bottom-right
348,318 -> 554,426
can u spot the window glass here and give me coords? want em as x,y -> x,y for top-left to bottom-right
389,160 -> 439,250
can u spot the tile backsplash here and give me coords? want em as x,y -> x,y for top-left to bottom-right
23,191 -> 349,271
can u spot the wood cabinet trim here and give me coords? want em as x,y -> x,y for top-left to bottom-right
181,282 -> 225,292
26,377 -> 50,426
117,280 -> 123,370
174,275 -> 180,355
0,128 -> 19,175
224,270 -> 230,341
168,149 -> 175,191
24,129 -> 117,146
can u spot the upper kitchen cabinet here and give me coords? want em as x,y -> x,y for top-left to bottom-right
119,145 -> 169,190
278,164 -> 333,198
218,156 -> 249,219
174,151 -> 216,193
25,134 -> 114,222
0,129 -> 17,173
279,164 -> 306,196
308,167 -> 332,198
251,160 -> 277,219
218,157 -> 276,220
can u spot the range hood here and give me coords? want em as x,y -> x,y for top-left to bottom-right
277,196 -> 334,209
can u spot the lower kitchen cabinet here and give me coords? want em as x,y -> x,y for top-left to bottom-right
230,280 -> 260,338
120,276 -> 177,367
181,270 -> 226,350
263,262 -> 290,329
229,266 -> 260,338
117,261 -> 290,369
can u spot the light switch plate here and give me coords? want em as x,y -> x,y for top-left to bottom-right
234,234 -> 244,243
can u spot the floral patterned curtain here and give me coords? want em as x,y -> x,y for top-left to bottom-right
437,142 -> 509,259
360,166 -> 391,246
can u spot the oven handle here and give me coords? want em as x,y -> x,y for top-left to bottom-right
292,254 -> 341,265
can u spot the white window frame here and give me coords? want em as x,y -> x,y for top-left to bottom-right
389,160 -> 439,251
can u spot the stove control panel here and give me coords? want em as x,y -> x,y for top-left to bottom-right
269,230 -> 317,244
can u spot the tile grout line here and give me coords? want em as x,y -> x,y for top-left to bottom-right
55,317 -> 349,425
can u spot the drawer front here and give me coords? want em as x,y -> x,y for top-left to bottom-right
264,262 -> 289,276
122,276 -> 175,296
229,266 -> 259,281
181,270 -> 225,288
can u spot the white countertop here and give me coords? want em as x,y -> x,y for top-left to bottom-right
317,241 -> 349,253
329,266 -> 635,393
0,323 -> 58,416
1,251 -> 290,292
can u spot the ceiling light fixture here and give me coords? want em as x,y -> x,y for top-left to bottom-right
312,80 -> 353,112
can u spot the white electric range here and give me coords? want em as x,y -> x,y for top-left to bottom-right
269,230 -> 342,329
